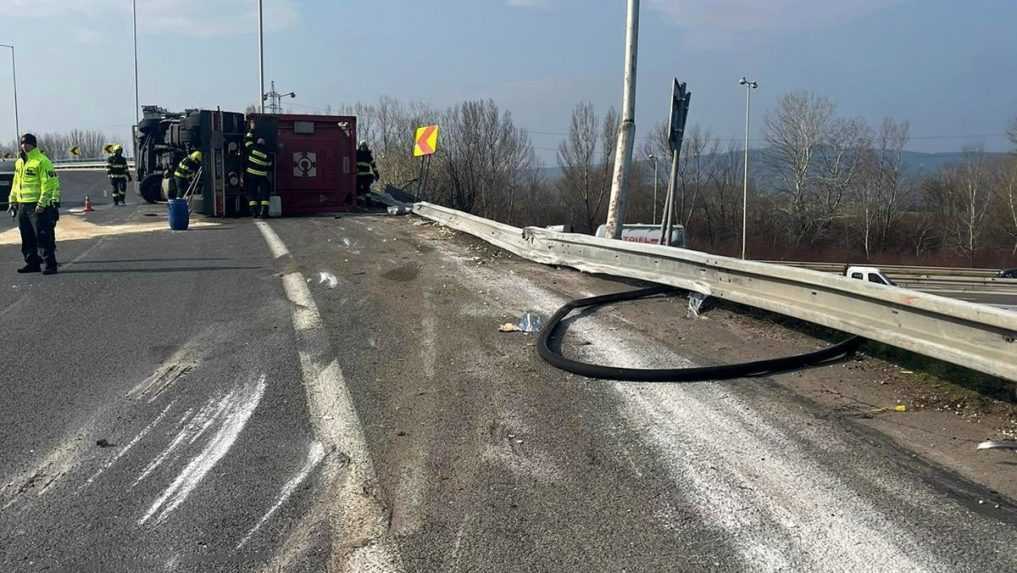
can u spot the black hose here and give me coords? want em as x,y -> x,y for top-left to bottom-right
537,287 -> 862,382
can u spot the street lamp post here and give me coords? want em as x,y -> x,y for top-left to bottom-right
0,43 -> 19,143
132,0 -> 140,124
258,0 -> 265,114
739,76 -> 758,260
645,153 -> 658,224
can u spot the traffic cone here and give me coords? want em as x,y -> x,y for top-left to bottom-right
83,195 -> 94,213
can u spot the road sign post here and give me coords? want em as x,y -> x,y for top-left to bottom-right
413,125 -> 439,198
660,79 -> 691,246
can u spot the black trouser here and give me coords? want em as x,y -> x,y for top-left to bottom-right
111,178 -> 127,202
170,176 -> 190,200
356,175 -> 374,196
245,175 -> 270,213
18,203 -> 57,268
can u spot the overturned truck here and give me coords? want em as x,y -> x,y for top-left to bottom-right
133,106 -> 358,217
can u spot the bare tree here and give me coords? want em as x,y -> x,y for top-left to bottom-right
936,149 -> 994,265
440,99 -> 534,220
557,102 -> 603,232
995,158 -> 1017,255
765,91 -> 835,246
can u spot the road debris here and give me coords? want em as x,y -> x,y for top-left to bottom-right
499,323 -> 522,333
977,441 -> 1017,451
517,311 -> 545,333
95,439 -> 115,448
318,272 -> 339,289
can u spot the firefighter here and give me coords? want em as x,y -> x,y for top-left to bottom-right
355,141 -> 379,196
106,144 -> 132,206
171,150 -> 203,200
245,138 -> 273,217
7,133 -> 60,275
244,124 -> 256,151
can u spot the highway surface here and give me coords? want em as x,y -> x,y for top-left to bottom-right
1,179 -> 1016,571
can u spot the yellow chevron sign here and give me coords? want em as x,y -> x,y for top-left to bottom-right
69,146 -> 81,157
413,125 -> 439,157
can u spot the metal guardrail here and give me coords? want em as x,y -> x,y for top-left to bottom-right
413,202 -> 1017,382
52,159 -> 136,172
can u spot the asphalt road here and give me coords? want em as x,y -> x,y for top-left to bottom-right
1,181 -> 1016,570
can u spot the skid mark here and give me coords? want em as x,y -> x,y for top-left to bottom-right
139,375 -> 267,526
236,441 -> 326,550
80,400 -> 177,491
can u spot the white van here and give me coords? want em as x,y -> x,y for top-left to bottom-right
846,266 -> 895,286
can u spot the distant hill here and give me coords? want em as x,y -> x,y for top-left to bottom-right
535,149 -> 1012,188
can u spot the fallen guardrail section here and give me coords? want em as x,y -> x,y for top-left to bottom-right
413,202 -> 1017,382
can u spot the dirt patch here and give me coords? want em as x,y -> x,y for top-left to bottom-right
381,262 -> 421,282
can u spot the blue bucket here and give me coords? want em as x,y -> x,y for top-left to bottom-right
168,199 -> 190,231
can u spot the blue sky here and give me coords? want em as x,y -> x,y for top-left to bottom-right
3,0 -> 1016,161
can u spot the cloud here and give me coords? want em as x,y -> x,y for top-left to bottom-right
647,0 -> 895,33
506,0 -> 550,8
8,0 -> 299,38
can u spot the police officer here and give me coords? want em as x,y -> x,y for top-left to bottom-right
7,133 -> 61,275
171,150 -> 203,200
355,141 -> 379,196
245,138 -> 273,217
106,144 -> 132,205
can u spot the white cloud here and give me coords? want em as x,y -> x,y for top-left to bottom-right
647,0 -> 895,33
506,0 -> 551,8
8,0 -> 299,39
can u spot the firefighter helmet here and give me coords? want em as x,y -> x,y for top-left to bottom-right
189,150 -> 203,162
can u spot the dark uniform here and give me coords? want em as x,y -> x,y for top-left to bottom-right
106,147 -> 131,205
356,144 -> 379,196
245,141 -> 273,217
171,151 -> 202,200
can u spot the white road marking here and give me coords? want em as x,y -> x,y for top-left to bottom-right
236,441 -> 326,550
257,221 -> 290,258
139,375 -> 266,526
80,400 -> 177,491
256,221 -> 404,572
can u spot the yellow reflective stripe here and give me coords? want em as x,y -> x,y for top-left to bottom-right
249,156 -> 271,167
246,167 -> 268,177
259,201 -> 271,206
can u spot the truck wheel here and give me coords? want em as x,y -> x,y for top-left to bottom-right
139,173 -> 164,204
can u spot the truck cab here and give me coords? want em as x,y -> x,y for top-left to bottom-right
846,266 -> 895,286
0,158 -> 13,208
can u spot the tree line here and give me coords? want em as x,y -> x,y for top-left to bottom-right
2,129 -> 114,160
350,92 -> 1017,267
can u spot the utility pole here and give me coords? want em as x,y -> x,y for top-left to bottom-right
604,0 -> 640,240
265,81 -> 296,114
0,43 -> 19,142
739,76 -> 758,259
258,0 -> 265,114
132,0 -> 140,124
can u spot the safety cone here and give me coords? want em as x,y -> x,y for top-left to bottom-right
83,195 -> 94,213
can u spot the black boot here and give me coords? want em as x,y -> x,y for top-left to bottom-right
17,262 -> 41,273
42,265 -> 58,275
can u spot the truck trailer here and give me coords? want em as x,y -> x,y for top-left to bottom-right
133,106 -> 357,217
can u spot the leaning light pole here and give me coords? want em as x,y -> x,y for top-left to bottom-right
0,43 -> 19,142
645,153 -> 658,223
739,76 -> 758,260
258,0 -> 265,113
604,0 -> 640,240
